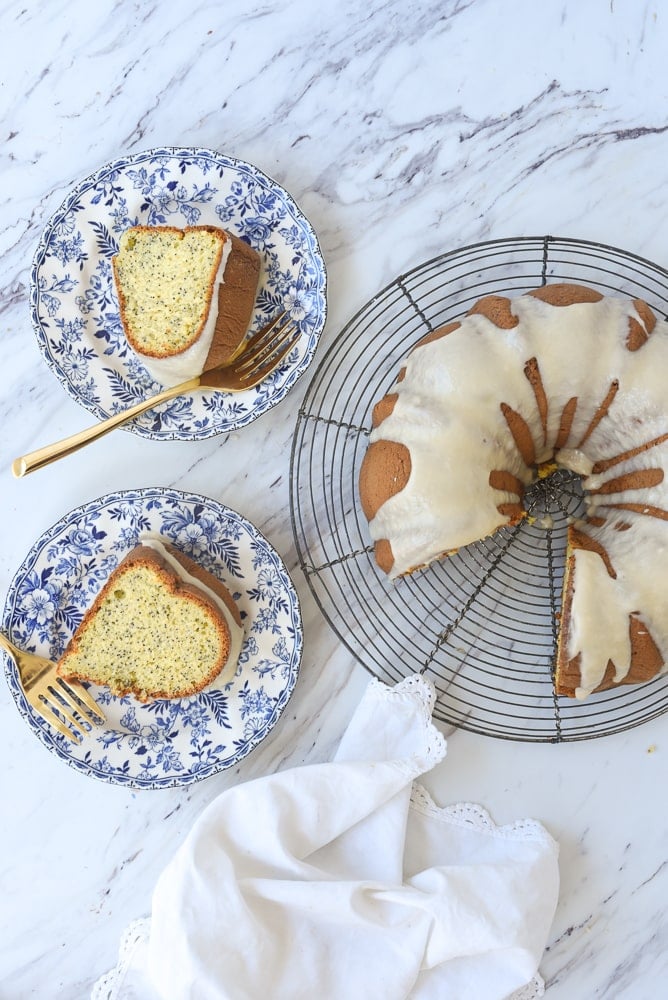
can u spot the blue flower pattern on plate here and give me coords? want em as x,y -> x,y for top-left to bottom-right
2,488 -> 302,789
30,147 -> 327,440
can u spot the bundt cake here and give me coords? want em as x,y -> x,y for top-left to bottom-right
359,283 -> 668,700
112,224 -> 260,386
56,538 -> 244,701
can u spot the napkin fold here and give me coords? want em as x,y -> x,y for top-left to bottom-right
93,675 -> 559,1000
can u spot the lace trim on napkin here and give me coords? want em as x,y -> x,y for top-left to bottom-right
367,673 -> 448,771
91,917 -> 151,1000
410,784 -> 558,851
91,915 -> 546,1000
372,672 -> 439,712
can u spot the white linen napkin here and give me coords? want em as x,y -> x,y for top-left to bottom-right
93,674 -> 559,1000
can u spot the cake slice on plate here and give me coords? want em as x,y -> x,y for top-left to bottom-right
56,539 -> 244,702
112,225 -> 261,386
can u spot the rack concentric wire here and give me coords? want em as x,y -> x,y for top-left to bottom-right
289,236 -> 668,742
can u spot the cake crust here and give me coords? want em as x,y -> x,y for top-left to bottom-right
207,232 -> 261,367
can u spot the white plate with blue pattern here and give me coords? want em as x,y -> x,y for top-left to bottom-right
2,488 -> 302,789
30,146 -> 327,440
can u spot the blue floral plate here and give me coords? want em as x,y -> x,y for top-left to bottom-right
2,488 -> 302,789
30,146 -> 327,440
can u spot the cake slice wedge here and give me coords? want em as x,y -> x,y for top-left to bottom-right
554,526 -> 665,698
56,539 -> 244,702
112,224 -> 261,386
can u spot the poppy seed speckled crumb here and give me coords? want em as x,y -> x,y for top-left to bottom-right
56,543 -> 243,702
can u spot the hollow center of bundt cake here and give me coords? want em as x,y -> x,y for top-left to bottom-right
522,468 -> 586,525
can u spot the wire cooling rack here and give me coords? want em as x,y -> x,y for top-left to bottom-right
289,236 -> 668,742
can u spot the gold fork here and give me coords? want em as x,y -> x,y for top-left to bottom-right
12,311 -> 299,478
0,632 -> 105,743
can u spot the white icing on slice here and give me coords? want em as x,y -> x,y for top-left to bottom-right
140,536 -> 244,687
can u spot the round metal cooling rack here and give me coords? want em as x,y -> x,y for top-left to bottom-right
289,235 -> 668,742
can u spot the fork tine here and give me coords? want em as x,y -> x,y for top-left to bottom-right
239,330 -> 301,387
44,686 -> 88,737
35,697 -> 82,744
224,310 -> 289,366
235,320 -> 298,375
238,310 -> 290,362
57,677 -> 104,722
235,316 -> 295,372
52,677 -> 101,727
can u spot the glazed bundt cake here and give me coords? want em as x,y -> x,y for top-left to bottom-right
57,538 -> 244,701
359,283 -> 668,700
112,225 -> 260,386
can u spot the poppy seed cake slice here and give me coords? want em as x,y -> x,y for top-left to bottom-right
56,540 -> 244,702
112,224 -> 260,387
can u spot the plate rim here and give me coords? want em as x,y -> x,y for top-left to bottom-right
30,144 -> 328,441
3,485 -> 303,789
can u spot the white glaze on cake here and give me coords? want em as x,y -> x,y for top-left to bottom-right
366,292 -> 668,697
141,535 -> 244,685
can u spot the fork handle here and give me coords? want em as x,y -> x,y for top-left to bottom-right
0,632 -> 49,684
0,632 -> 20,660
12,376 -> 202,477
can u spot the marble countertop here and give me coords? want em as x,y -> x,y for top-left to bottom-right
2,1 -> 668,996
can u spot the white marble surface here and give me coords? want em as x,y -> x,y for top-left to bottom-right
2,0 -> 668,996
